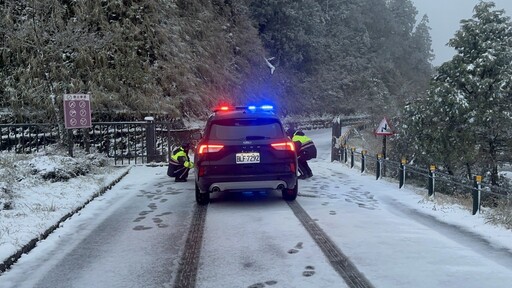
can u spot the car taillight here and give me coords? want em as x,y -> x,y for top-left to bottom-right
271,141 -> 295,151
290,163 -> 296,173
198,144 -> 224,154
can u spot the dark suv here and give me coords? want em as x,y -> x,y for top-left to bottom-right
193,105 -> 298,205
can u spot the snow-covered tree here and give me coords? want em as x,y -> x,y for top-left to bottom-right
410,15 -> 434,83
1,0 -> 435,120
399,1 -> 512,184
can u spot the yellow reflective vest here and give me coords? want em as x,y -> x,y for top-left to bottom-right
170,147 -> 194,168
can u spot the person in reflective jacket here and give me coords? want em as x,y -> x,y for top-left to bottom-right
167,143 -> 194,182
292,130 -> 317,179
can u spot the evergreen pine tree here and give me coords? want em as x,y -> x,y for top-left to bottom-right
398,1 -> 512,184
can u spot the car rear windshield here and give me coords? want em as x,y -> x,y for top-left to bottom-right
208,118 -> 284,140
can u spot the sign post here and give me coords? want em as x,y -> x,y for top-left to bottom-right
63,94 -> 92,156
374,117 -> 395,177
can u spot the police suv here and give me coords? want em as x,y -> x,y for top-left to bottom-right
193,105 -> 298,205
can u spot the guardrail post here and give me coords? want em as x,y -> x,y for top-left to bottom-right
472,175 -> 482,215
350,147 -> 355,168
428,164 -> 436,197
145,116 -> 157,163
376,154 -> 382,180
361,150 -> 367,173
333,142 -> 341,162
331,119 -> 341,162
399,158 -> 406,188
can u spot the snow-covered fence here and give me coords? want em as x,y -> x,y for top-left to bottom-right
282,116 -> 340,132
334,145 -> 510,216
0,123 -> 59,153
0,122 -> 199,164
330,115 -> 370,162
85,121 -> 199,165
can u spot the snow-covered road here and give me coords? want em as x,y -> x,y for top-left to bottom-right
1,128 -> 511,288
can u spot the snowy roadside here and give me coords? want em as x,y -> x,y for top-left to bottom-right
0,148 -> 132,272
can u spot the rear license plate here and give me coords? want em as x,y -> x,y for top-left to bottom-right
236,152 -> 260,164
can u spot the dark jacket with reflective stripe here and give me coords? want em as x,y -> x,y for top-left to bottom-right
292,131 -> 317,160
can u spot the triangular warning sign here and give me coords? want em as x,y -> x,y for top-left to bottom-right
375,118 -> 394,136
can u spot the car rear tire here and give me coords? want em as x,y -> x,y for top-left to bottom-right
282,180 -> 298,201
195,182 -> 210,205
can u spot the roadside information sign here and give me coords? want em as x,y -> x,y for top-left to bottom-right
63,94 -> 91,129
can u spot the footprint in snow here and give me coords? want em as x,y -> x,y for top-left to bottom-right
303,265 -> 316,277
288,242 -> 303,254
247,280 -> 277,288
133,225 -> 152,231
133,216 -> 145,222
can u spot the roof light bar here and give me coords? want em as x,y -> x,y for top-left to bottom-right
214,105 -> 275,112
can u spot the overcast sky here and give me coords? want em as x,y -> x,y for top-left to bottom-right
411,0 -> 512,66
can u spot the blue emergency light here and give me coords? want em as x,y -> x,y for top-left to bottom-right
246,104 -> 274,111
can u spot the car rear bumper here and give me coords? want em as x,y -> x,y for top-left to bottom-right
196,173 -> 297,193
209,180 -> 288,192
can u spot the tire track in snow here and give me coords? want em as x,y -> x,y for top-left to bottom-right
287,200 -> 375,288
173,204 -> 208,288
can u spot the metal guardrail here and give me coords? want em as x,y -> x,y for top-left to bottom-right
333,145 -> 511,215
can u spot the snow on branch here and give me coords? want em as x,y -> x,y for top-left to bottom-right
264,56 -> 276,75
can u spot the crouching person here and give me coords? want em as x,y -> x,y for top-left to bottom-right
292,131 -> 317,179
168,143 -> 194,182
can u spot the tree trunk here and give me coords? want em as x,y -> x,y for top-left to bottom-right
466,163 -> 472,181
489,140 -> 499,186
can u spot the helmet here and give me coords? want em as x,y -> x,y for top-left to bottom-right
181,142 -> 191,150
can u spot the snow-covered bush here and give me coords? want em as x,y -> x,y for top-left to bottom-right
486,200 -> 512,230
0,183 -> 14,211
1,148 -> 112,185
0,154 -> 16,211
